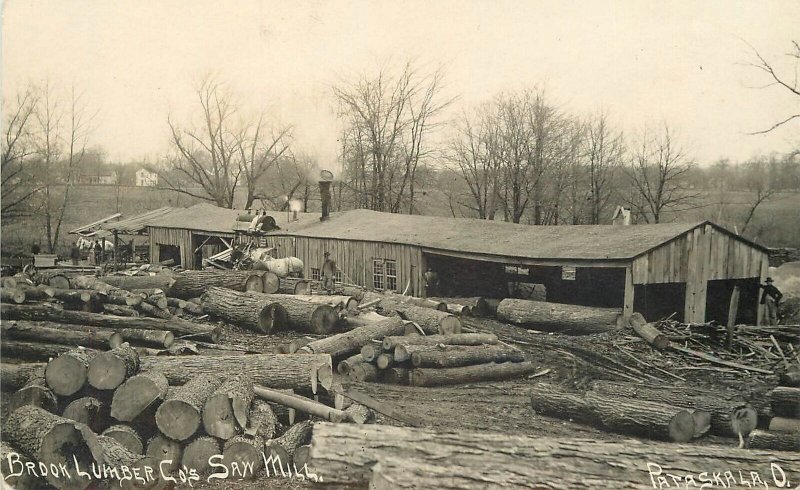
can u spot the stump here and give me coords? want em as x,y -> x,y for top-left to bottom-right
88,342 -> 140,390
45,347 -> 97,396
111,371 -> 169,422
155,374 -> 224,441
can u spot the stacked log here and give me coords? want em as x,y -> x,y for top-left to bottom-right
1,320 -> 123,350
497,298 -> 624,334
169,270 -> 266,299
200,286 -> 287,334
234,292 -> 338,334
393,304 -> 461,334
431,297 -> 492,317
750,386 -> 800,450
277,277 -> 312,295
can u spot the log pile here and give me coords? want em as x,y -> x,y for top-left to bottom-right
748,385 -> 800,451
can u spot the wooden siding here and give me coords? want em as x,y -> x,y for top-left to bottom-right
149,227 -> 193,268
263,235 -> 424,296
631,225 -> 767,285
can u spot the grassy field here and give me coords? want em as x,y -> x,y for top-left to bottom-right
2,184 -> 798,258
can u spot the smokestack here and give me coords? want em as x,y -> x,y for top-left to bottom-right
318,169 -> 334,221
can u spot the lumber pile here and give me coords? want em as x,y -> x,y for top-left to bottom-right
0,344 -> 362,488
307,422 -> 800,488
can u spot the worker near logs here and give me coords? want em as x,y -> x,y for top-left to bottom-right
321,251 -> 336,293
760,277 -> 783,326
70,242 -> 81,265
424,267 -> 439,296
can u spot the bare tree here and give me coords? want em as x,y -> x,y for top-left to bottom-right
624,124 -> 698,223
334,61 -> 452,213
583,111 -> 625,224
747,40 -> 800,135
738,157 -> 778,235
162,77 -> 291,208
31,82 -> 95,252
2,87 -> 40,220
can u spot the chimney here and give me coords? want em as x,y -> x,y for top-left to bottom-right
612,206 -> 631,226
318,169 -> 334,222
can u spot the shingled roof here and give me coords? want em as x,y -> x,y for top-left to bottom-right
269,208 -> 765,261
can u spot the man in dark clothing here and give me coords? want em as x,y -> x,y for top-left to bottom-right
424,267 -> 439,297
93,240 -> 103,265
760,277 -> 783,326
321,252 -> 336,293
70,242 -> 81,265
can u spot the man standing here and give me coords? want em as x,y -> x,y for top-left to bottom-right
70,242 -> 81,265
760,277 -> 783,326
93,240 -> 102,265
321,251 -> 336,294
424,267 -> 438,297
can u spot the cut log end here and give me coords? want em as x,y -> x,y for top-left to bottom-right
245,275 -> 265,293
222,437 -> 264,479
146,435 -> 182,473
182,437 -> 220,475
310,305 -> 339,334
156,400 -> 202,441
45,352 -> 89,396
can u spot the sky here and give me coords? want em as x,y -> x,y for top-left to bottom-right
2,0 -> 798,167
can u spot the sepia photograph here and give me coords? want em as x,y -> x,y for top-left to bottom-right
1,1 -> 799,488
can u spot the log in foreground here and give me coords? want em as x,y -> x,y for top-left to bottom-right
590,380 -> 758,437
4,406 -> 99,490
243,293 -> 338,334
529,383 -> 600,425
7,368 -> 58,414
1,441 -> 40,490
1,320 -> 123,350
409,361 -> 537,387
584,391 -> 695,443
1,304 -> 222,342
769,417 -> 800,433
770,387 -> 800,418
146,434 -> 182,473
497,299 -> 624,334
139,353 -> 332,392
103,425 -> 144,455
62,397 -> 109,434
203,377 -> 255,440
182,436 -> 221,475
394,304 -> 461,335
111,371 -> 169,422
310,422 -> 800,487
156,374 -> 224,441
200,286 -> 287,334
170,270 -> 265,299
87,342 -> 141,390
265,420 -> 313,466
300,316 -> 406,359
45,347 -> 97,396
748,429 -> 800,451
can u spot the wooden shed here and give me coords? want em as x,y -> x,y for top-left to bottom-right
265,209 -> 770,324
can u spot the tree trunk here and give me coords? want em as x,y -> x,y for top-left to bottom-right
376,353 -> 393,370
146,434 -> 182,473
248,399 -> 279,440
1,304 -> 222,342
277,277 -> 312,295
155,374 -> 224,441
253,385 -> 348,422
87,342 -> 140,390
768,416 -> 800,433
45,347 -> 97,396
308,422 -> 800,487
383,332 -> 498,352
238,293 -> 338,334
1,320 -> 123,349
410,361 -> 538,387
139,353 -> 332,393
1,287 -> 26,303
349,362 -> 379,382
203,377 -> 255,440
360,342 -> 384,362
41,272 -> 71,290
102,425 -> 144,455
345,403 -> 375,424
48,287 -> 95,304
344,311 -> 392,328
118,328 -> 174,348
170,270 -> 265,299
7,368 -> 58,414
1,362 -> 45,392
431,297 -> 492,317
529,383 -> 599,425
181,436 -> 221,475
292,294 -> 359,310
261,271 -> 280,294
91,435 -> 158,489
265,420 -> 312,466
384,367 -> 409,385
166,297 -> 204,316
1,339 -> 84,361
628,312 -> 669,349
103,304 -> 140,317
497,299 -> 624,334
4,406 -> 98,490
393,304 -> 461,335
136,302 -> 172,320
770,387 -> 800,418
17,284 -> 54,301
590,380 -> 758,437
584,391 -> 696,442
300,316 -> 406,360
408,344 -> 524,368
278,336 -> 313,354
337,353 -> 364,375
110,370 -> 169,422
99,274 -> 176,292
62,396 -> 109,434
71,275 -> 144,306
748,429 -> 800,451
131,289 -> 169,309
0,441 -> 41,490
221,435 -> 264,480
200,286 -> 286,334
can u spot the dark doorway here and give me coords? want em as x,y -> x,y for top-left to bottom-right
158,245 -> 181,266
634,283 -> 686,322
706,278 -> 760,325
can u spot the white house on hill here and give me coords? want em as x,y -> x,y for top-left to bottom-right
136,169 -> 158,187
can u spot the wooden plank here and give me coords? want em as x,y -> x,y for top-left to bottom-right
693,225 -> 711,323
684,229 -> 698,322
757,255 -> 769,326
623,266 -> 635,321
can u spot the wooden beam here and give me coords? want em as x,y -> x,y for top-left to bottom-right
757,254 -> 769,326
623,266 -> 634,321
684,229 -> 699,323
726,285 -> 740,349
421,248 -> 627,269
